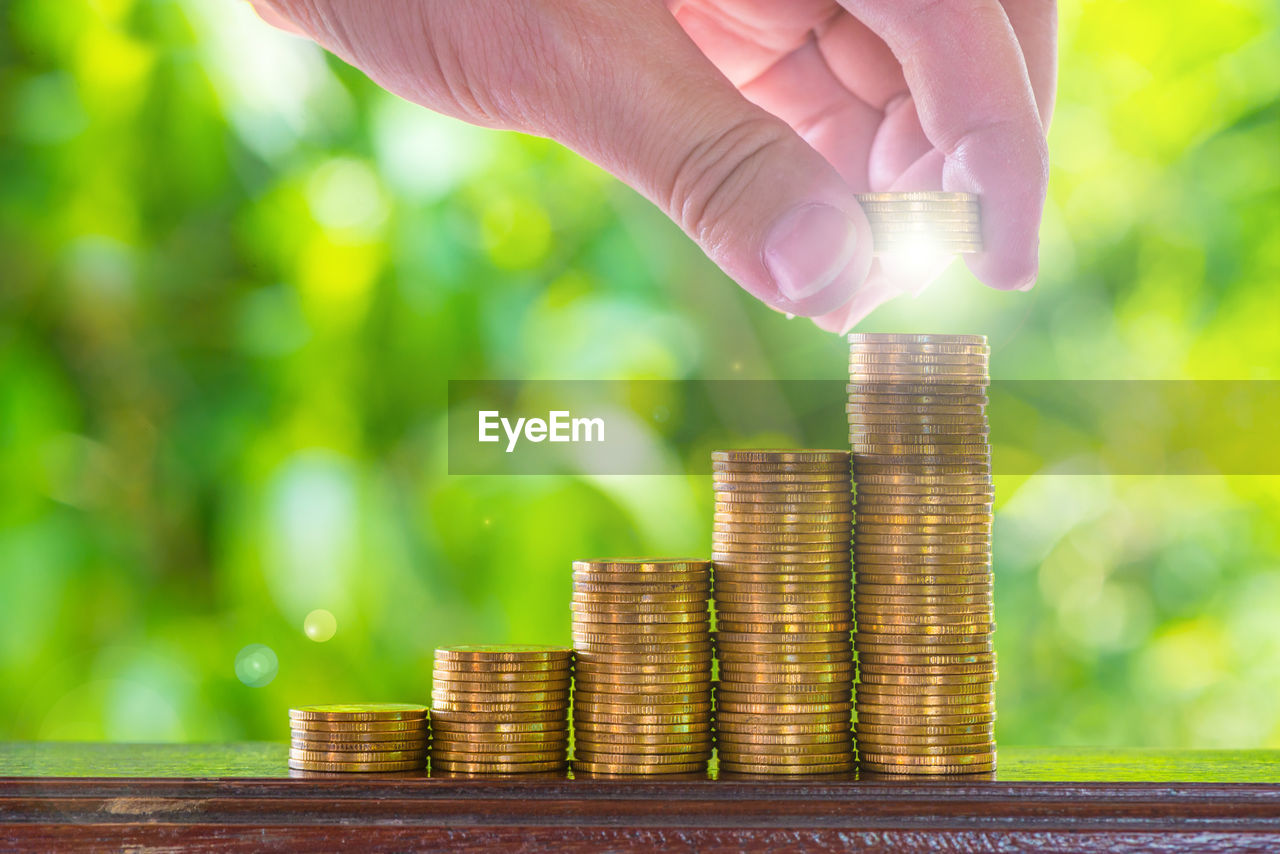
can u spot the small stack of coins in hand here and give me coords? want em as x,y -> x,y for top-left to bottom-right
847,333 -> 996,775
855,192 -> 982,256
430,645 -> 572,774
711,450 -> 856,776
288,703 -> 429,773
571,559 -> 714,775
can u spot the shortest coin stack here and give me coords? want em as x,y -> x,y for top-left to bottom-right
856,192 -> 982,256
288,703 -> 429,772
431,645 -> 573,774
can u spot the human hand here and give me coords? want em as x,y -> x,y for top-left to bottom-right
251,0 -> 1055,332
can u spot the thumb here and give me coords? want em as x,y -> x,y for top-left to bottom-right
251,0 -> 872,318
547,4 -> 875,318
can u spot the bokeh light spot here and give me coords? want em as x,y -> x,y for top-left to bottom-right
234,644 -> 278,687
303,609 -> 337,642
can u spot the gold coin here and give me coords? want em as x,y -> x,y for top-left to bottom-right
856,687 -> 993,704
290,747 -> 427,763
716,486 -> 855,501
854,191 -> 978,203
430,686 -> 570,696
572,590 -> 708,605
715,707 -> 851,724
431,666 -> 571,682
849,374 -> 988,389
430,744 -> 568,760
715,740 -> 852,758
854,637 -> 993,654
716,751 -> 854,768
848,351 -> 987,365
574,659 -> 709,675
575,672 -> 711,688
717,654 -> 854,670
855,581 -> 991,595
574,641 -> 714,656
715,699 -> 854,716
574,650 -> 714,666
718,760 -> 853,776
848,340 -> 987,354
290,737 -> 426,752
429,708 -> 566,724
716,596 -> 850,611
432,758 -> 567,774
431,728 -> 565,743
846,389 -> 988,405
289,726 -> 428,742
715,579 -> 850,594
575,691 -> 713,709
856,722 -> 993,737
715,638 -> 852,654
712,450 -> 850,464
574,558 -> 710,572
574,748 -> 712,764
432,679 -> 571,696
857,661 -> 995,679
716,601 -> 851,616
713,471 -> 852,485
855,515 -> 990,529
859,760 -> 995,776
854,543 -> 989,556
713,514 -> 855,528
713,552 -> 850,565
856,711 -> 995,728
289,704 -> 427,722
714,563 -> 851,576
575,710 -> 711,727
858,749 -> 994,766
290,719 -> 428,734
431,745 -> 565,762
715,729 -> 851,744
574,700 -> 713,716
854,491 -> 993,506
855,737 -> 995,754
574,735 -> 712,752
571,608 -> 710,625
571,620 -> 710,635
712,461 -> 851,474
856,702 -> 994,719
431,698 -> 570,714
719,664 -> 852,681
717,685 -> 851,702
714,533 -> 852,548
716,619 -> 852,633
435,645 -> 571,663
572,571 -> 711,587
288,758 -> 423,772
853,620 -> 993,637
713,521 -> 852,535
850,365 -> 987,380
431,721 -> 567,737
854,458 -> 990,472
855,607 -> 993,624
571,759 -> 706,775
854,575 -> 991,590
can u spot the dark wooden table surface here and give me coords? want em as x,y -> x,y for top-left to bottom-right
2,743 -> 1278,851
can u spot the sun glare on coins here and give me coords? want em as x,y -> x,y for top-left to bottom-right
303,609 -> 337,642
235,643 -> 279,687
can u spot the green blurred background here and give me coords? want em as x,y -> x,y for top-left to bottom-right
1,0 -> 1278,747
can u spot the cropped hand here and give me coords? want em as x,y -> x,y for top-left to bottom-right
253,0 -> 1055,331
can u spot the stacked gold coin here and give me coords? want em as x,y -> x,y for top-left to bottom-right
856,192 -> 982,256
288,703 -> 429,772
430,645 -> 572,774
711,449 -> 856,776
571,559 -> 713,775
847,333 -> 996,775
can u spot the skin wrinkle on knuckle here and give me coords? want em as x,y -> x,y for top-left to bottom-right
666,116 -> 788,250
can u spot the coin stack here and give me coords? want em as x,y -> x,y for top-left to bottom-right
847,333 -> 996,775
856,192 -> 982,256
571,559 -> 714,775
430,645 -> 572,774
711,449 -> 856,776
288,703 -> 429,773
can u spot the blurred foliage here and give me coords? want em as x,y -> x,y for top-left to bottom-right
1,0 -> 1278,747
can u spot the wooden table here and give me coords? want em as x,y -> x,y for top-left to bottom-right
2,743 -> 1278,851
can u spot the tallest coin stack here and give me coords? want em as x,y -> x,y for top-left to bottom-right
847,333 -> 997,775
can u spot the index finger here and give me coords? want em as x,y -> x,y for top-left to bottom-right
841,0 -> 1049,290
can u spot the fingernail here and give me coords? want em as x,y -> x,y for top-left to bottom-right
1016,273 -> 1038,292
763,203 -> 859,302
